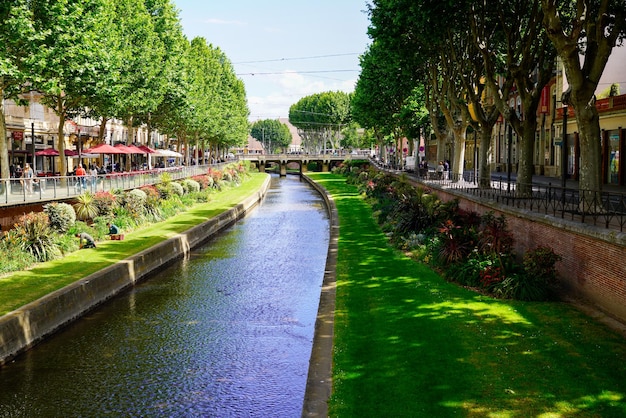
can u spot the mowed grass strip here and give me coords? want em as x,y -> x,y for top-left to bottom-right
307,172 -> 626,417
0,173 -> 269,316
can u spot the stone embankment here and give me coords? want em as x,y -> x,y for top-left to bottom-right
0,175 -> 271,365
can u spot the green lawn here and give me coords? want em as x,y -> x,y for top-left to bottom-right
307,172 -> 626,418
0,173 -> 269,316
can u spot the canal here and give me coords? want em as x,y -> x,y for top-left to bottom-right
0,174 -> 330,417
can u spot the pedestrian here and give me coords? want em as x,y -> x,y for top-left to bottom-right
89,164 -> 98,188
21,163 -> 34,194
75,164 -> 87,189
436,161 -> 444,179
75,232 -> 97,249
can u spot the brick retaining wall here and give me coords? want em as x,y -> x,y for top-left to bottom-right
433,186 -> 626,323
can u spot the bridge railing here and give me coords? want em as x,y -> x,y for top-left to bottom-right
238,153 -> 354,161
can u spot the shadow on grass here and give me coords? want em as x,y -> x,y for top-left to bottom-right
309,173 -> 626,417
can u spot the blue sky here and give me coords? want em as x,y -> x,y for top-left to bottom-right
172,0 -> 371,121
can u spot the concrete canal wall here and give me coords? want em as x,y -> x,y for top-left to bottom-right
0,175 -> 271,365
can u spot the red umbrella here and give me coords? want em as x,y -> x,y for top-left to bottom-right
35,148 -> 59,156
64,149 -> 79,156
84,143 -> 128,154
126,145 -> 146,154
137,145 -> 156,154
113,143 -> 134,154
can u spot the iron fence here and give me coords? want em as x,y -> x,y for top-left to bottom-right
416,171 -> 626,232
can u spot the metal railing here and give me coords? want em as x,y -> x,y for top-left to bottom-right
0,163 -> 224,207
416,171 -> 626,232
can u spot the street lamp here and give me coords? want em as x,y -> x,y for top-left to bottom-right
561,105 -> 568,189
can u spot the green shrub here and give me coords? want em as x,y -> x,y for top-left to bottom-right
122,190 -> 147,219
168,181 -> 185,196
73,192 -> 100,221
183,179 -> 200,193
44,202 -> 76,233
12,212 -> 60,262
93,190 -> 118,217
446,252 -> 499,287
494,246 -> 563,301
523,246 -> 562,284
0,231 -> 37,273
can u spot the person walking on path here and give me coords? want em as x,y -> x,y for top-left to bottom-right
75,164 -> 87,190
21,164 -> 34,194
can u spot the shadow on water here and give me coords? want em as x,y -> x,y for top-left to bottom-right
0,174 -> 330,417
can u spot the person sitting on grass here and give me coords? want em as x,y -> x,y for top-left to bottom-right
107,222 -> 120,235
107,222 -> 123,240
75,232 -> 96,249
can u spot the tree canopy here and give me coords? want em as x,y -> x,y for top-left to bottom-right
0,0 -> 250,178
250,119 -> 292,153
289,91 -> 352,154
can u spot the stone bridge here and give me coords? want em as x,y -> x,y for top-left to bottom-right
239,153 -> 356,175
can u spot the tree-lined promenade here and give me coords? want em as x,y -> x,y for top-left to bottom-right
1,0 -> 249,179
354,1 -> 626,198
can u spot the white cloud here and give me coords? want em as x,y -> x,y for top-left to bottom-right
246,71 -> 358,121
203,18 -> 246,26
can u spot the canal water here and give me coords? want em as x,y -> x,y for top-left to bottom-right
0,175 -> 330,417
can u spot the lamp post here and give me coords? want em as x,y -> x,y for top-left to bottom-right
507,123 -> 512,192
31,122 -> 36,173
561,105 -> 568,189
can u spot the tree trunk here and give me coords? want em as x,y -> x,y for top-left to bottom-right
451,125 -> 466,181
57,95 -> 67,183
516,114 -> 538,197
478,127 -> 492,189
571,96 -> 603,212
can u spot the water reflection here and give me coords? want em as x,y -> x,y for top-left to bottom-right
0,175 -> 329,417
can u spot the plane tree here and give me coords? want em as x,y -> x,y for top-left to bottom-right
110,0 -> 166,168
0,0 -> 40,181
250,119 -> 292,153
289,91 -> 352,154
185,38 -> 249,163
351,40 -> 414,165
470,0 -> 556,194
541,0 -> 626,196
29,0 -> 115,178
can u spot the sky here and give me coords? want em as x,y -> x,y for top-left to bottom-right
171,0 -> 371,121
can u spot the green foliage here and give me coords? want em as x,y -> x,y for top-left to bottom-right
0,231 -> 37,274
159,172 -> 173,185
181,178 -> 200,193
446,252 -> 498,287
92,191 -> 118,217
493,246 -> 564,301
73,192 -> 100,221
523,245 -> 562,283
250,119 -> 293,153
288,91 -> 352,153
124,188 -> 148,219
43,202 -> 76,233
12,212 -> 60,262
168,181 -> 185,196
